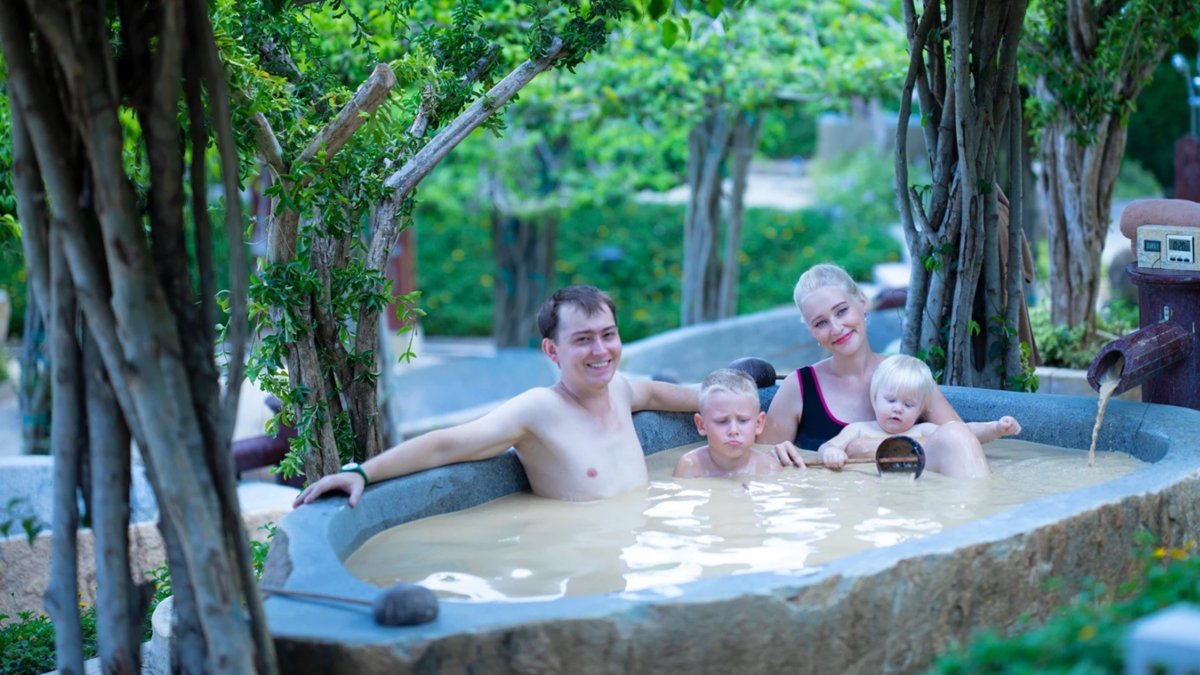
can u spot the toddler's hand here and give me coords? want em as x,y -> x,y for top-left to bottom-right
818,446 -> 847,470
996,416 -> 1021,436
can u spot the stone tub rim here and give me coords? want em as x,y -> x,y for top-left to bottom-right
263,386 -> 1198,657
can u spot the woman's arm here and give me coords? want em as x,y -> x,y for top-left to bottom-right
922,385 -> 964,425
760,370 -> 801,443
760,371 -> 805,466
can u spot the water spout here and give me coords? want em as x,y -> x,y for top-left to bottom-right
1087,322 -> 1193,398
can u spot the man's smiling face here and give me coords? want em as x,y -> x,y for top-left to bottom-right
544,303 -> 622,388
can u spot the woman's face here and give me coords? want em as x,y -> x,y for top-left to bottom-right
801,286 -> 868,355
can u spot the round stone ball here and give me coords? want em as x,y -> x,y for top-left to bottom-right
727,357 -> 778,389
372,583 -> 438,626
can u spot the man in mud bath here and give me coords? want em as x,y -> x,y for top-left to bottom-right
294,285 -> 699,506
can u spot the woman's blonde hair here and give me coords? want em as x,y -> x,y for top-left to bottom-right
869,355 -> 934,414
793,263 -> 863,321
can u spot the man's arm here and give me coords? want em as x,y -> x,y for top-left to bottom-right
294,392 -> 535,508
629,378 -> 699,413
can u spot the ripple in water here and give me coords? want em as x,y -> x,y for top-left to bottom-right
343,439 -> 1144,601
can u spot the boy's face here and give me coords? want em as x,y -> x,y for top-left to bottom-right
873,387 -> 924,434
694,391 -> 765,462
542,303 -> 621,389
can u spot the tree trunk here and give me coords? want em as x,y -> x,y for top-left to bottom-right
44,246 -> 84,675
84,321 -> 149,675
681,108 -> 733,326
18,293 -> 51,454
718,111 -> 763,319
1039,99 -> 1126,328
1,1 -> 274,671
896,0 -> 1030,388
493,214 -> 557,348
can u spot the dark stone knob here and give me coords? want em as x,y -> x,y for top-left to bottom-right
373,583 -> 439,626
727,357 -> 778,389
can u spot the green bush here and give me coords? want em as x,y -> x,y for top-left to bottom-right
0,522 -> 274,675
1029,299 -> 1139,370
929,534 -> 1199,674
0,606 -> 91,675
1113,158 -> 1164,201
758,103 -> 817,160
414,200 -> 902,342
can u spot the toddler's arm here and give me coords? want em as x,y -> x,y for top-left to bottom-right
966,416 -> 1021,444
817,424 -> 866,470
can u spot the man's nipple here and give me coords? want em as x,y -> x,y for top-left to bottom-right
586,468 -> 598,478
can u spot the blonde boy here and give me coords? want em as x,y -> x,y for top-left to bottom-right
816,355 -> 1021,476
674,369 -> 783,479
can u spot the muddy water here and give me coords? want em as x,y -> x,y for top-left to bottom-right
344,439 -> 1144,602
1089,356 -> 1125,468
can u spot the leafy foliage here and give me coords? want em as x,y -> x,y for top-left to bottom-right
415,198 -> 901,341
1123,34 -> 1198,192
1029,299 -> 1139,370
0,497 -> 43,544
226,0 -> 632,479
1023,1 -> 1200,149
930,534 -> 1200,674
0,605 -> 93,675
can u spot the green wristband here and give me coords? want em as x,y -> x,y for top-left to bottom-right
339,462 -> 369,487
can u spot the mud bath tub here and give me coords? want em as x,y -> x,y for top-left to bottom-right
263,387 -> 1200,674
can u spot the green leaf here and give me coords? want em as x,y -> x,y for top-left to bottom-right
662,18 -> 679,48
681,16 -> 692,42
706,0 -> 724,17
648,0 -> 669,20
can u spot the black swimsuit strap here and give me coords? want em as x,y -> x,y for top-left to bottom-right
795,366 -> 848,450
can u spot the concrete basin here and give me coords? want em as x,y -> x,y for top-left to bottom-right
263,387 -> 1200,673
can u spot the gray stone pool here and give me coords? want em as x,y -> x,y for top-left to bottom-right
263,387 -> 1200,674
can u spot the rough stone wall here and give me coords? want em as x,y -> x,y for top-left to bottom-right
0,505 -> 287,623
273,474 -> 1200,675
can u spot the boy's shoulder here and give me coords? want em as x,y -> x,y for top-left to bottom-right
754,449 -> 783,472
673,446 -> 709,478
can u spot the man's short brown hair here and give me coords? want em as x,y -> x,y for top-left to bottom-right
537,285 -> 618,340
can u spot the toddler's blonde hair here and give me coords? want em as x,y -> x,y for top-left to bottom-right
698,368 -> 760,412
869,355 -> 934,414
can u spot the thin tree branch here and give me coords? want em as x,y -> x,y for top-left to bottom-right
296,63 -> 397,166
9,100 -> 51,312
251,112 -> 288,179
383,38 -> 566,198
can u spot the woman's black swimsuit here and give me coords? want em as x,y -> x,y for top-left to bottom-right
794,365 -> 849,450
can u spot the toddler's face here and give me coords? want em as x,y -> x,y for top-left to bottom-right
696,391 -> 765,461
873,388 -> 923,434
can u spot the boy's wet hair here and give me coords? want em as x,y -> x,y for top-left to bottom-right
537,285 -> 618,340
698,368 -> 760,411
869,355 -> 935,413
793,263 -> 864,322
